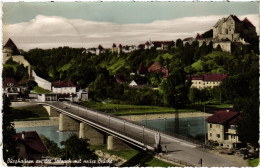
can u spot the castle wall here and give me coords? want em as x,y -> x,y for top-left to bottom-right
213,42 -> 231,53
32,70 -> 52,91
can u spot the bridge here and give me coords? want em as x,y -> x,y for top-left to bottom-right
39,101 -> 242,167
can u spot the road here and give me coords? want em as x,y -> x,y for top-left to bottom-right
44,101 -> 242,167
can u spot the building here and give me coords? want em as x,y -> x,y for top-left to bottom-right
183,37 -> 195,45
3,78 -> 21,101
139,40 -> 175,50
206,110 -> 243,148
3,38 -> 32,77
115,75 -> 126,84
137,62 -> 148,76
148,62 -> 169,78
52,80 -> 77,94
187,73 -> 228,89
15,131 -> 48,162
96,45 -> 104,55
198,15 -> 257,52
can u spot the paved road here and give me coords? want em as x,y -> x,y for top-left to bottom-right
44,101 -> 242,167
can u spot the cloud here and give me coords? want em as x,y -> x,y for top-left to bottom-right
3,14 -> 259,51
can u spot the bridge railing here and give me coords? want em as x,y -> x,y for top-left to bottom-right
62,102 -> 203,146
62,102 -> 155,148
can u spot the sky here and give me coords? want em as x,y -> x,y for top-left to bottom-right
2,2 -> 259,51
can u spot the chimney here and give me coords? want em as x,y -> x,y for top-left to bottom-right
22,131 -> 26,139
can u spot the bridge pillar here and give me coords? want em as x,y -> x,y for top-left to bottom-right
43,106 -> 59,117
79,123 -> 105,145
107,136 -> 132,151
59,113 -> 80,132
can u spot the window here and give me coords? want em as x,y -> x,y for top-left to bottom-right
217,134 -> 220,138
210,133 -> 212,137
210,124 -> 212,128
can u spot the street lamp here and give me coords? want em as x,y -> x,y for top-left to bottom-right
164,118 -> 166,132
143,126 -> 145,144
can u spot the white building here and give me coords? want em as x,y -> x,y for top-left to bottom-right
52,80 -> 77,94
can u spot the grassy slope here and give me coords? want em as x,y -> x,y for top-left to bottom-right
90,145 -> 138,160
59,59 -> 75,71
32,85 -> 51,94
79,101 -> 197,116
90,145 -> 176,167
191,59 -> 203,71
3,63 -> 19,72
191,51 -> 233,72
248,158 -> 259,167
145,157 -> 174,167
11,105 -> 49,121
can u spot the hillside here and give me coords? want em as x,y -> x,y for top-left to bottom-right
188,51 -> 234,74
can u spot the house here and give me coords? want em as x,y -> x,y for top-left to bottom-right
137,62 -> 148,76
183,37 -> 195,45
52,80 -> 77,94
129,77 -> 147,88
3,78 -> 21,101
96,45 -> 105,55
129,80 -> 138,87
148,62 -> 169,78
115,75 -> 126,84
15,131 -> 48,162
86,48 -> 96,55
187,73 -> 228,89
140,40 -> 174,50
206,110 -> 243,148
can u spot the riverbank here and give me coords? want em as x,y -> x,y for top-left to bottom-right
13,117 -> 59,128
120,112 -> 212,121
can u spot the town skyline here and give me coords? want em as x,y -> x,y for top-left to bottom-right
2,2 -> 259,51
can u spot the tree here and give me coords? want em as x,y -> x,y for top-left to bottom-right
176,39 -> 183,48
60,134 -> 97,160
160,67 -> 189,107
3,95 -> 18,163
235,97 -> 258,149
41,136 -> 61,157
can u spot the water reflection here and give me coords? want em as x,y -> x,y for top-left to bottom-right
137,116 -> 206,137
16,126 -> 78,148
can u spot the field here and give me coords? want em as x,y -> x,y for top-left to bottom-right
11,105 -> 49,121
32,85 -> 51,94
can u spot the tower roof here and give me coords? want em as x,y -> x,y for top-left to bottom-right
4,38 -> 17,48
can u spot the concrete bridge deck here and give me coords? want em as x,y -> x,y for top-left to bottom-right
39,101 -> 242,167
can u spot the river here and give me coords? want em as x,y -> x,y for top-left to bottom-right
16,116 -> 206,147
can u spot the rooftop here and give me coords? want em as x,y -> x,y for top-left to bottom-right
3,78 -> 19,87
206,110 -> 240,124
15,131 -> 48,154
53,80 -> 77,87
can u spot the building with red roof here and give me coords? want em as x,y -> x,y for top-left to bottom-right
187,73 -> 227,89
3,78 -> 21,101
206,110 -> 243,148
115,75 -> 126,85
15,131 -> 48,162
52,80 -> 77,94
148,62 -> 169,78
137,62 -> 148,76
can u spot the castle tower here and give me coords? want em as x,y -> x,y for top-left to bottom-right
3,38 -> 20,63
